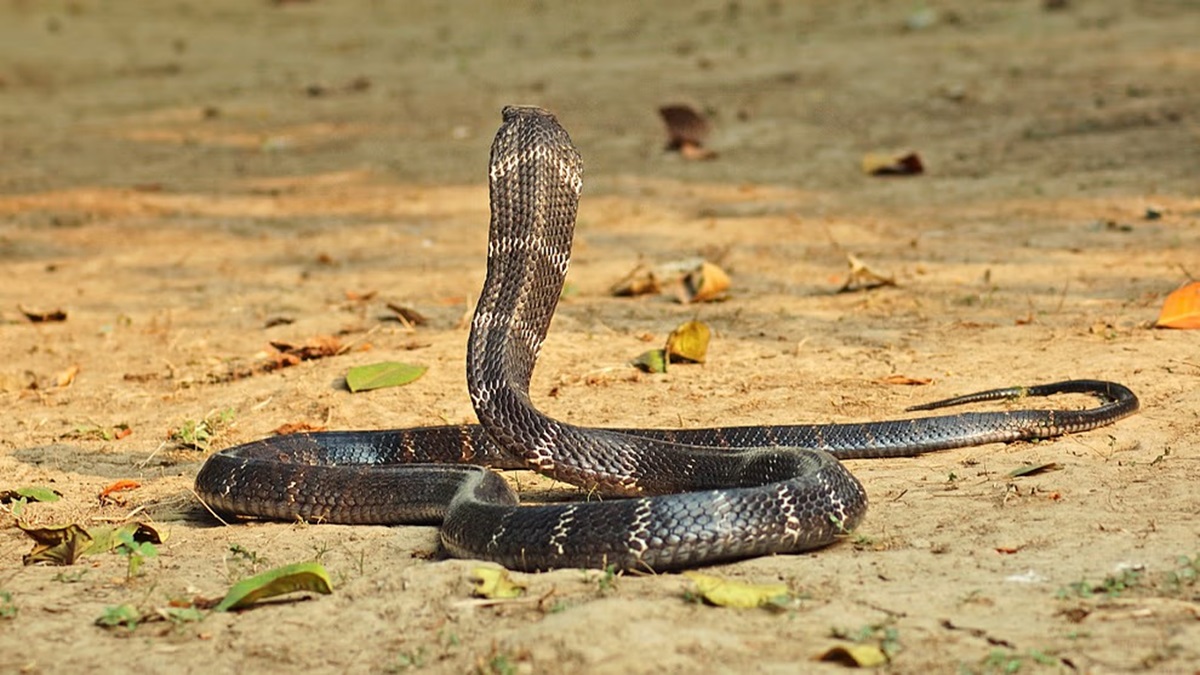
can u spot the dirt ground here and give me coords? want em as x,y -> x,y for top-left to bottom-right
1,1 -> 1198,673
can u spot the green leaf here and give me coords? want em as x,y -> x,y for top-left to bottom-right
0,486 -> 62,503
86,522 -> 162,556
632,349 -> 668,373
215,561 -> 333,612
345,362 -> 427,393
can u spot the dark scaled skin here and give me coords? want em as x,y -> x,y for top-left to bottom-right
194,107 -> 1138,573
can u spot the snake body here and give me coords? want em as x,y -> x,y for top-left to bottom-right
194,106 -> 1138,572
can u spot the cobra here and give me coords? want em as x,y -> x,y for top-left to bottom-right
194,106 -> 1137,573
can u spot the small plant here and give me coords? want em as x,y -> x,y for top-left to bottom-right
0,591 -> 17,619
115,530 -> 159,579
832,621 -> 901,661
228,543 -> 264,568
1164,554 -> 1200,594
169,408 -> 235,451
52,569 -> 88,583
163,605 -> 205,627
595,563 -> 619,594
481,653 -> 518,675
828,512 -> 858,535
385,647 -> 427,671
96,604 -> 140,631
68,422 -> 131,442
1056,567 -> 1142,599
978,647 -> 1058,673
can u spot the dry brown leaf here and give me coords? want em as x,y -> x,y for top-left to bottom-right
679,142 -> 718,161
55,364 -> 81,388
273,421 -> 328,435
659,104 -> 717,160
385,303 -> 429,327
1155,281 -> 1200,329
862,151 -> 924,176
679,261 -> 731,303
878,375 -> 932,386
19,305 -> 68,323
659,104 -> 711,148
609,265 -> 662,297
838,253 -> 896,293
265,336 -> 345,371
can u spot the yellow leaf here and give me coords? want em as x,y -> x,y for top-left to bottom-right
818,643 -> 889,667
1155,281 -> 1200,329
471,567 -> 526,599
665,321 -> 711,364
683,571 -> 790,609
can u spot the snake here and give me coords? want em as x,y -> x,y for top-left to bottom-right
194,106 -> 1138,573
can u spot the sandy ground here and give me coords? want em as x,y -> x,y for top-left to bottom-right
1,1 -> 1199,673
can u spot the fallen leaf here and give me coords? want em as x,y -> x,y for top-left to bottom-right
273,421 -> 328,435
878,375 -> 932,386
818,644 -> 889,668
98,480 -> 140,504
679,261 -> 731,303
18,305 -> 67,323
85,522 -> 162,557
215,562 -> 333,612
665,321 -> 711,364
632,349 -> 668,374
659,104 -> 715,159
683,571 -> 790,609
838,253 -> 896,293
345,361 -> 427,392
19,523 -> 94,566
55,364 -> 80,388
344,289 -> 378,302
1008,462 -> 1061,478
385,303 -> 429,327
470,567 -> 527,599
862,151 -> 924,176
266,335 -> 344,371
1155,281 -> 1200,329
609,265 -> 662,297
0,486 -> 62,504
678,142 -> 718,161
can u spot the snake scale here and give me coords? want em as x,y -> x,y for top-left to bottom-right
195,106 -> 1138,573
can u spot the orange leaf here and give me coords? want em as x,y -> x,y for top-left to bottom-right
99,480 -> 141,500
878,375 -> 932,386
273,422 -> 327,435
1155,281 -> 1200,329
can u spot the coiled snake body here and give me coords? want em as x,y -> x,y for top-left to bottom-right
195,106 -> 1138,572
